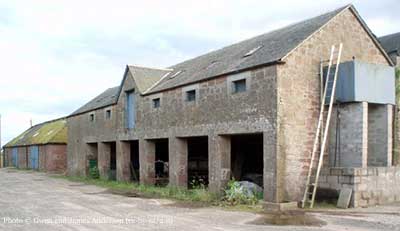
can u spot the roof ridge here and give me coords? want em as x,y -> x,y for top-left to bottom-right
167,4 -> 350,70
380,32 -> 400,39
128,64 -> 173,72
30,117 -> 66,128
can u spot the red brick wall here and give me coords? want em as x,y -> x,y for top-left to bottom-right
44,144 -> 67,173
17,146 -> 28,168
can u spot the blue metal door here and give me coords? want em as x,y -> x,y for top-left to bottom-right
12,148 -> 18,167
30,146 -> 39,170
126,91 -> 135,129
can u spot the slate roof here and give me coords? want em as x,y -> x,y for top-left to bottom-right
379,32 -> 400,55
144,5 -> 392,94
70,86 -> 119,116
147,5 -> 349,93
127,65 -> 171,93
4,118 -> 67,148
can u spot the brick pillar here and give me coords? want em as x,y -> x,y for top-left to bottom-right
98,142 -> 111,180
116,141 -> 131,182
139,139 -> 155,185
208,134 -> 231,194
169,137 -> 187,188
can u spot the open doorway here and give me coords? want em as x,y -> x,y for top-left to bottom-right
130,141 -> 140,182
187,137 -> 209,188
230,133 -> 263,188
153,139 -> 169,186
87,143 -> 98,176
109,142 -> 116,180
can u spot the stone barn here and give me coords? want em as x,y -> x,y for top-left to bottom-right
379,32 -> 400,67
67,4 -> 398,208
3,118 -> 67,173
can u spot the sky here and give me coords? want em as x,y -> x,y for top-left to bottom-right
0,0 -> 399,146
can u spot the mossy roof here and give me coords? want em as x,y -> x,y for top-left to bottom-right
4,118 -> 67,148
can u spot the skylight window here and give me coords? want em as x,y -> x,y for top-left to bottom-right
243,45 -> 263,57
169,70 -> 183,79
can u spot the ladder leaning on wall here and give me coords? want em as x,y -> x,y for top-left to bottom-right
301,43 -> 343,209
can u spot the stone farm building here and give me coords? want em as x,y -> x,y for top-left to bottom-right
3,118 -> 67,173
379,32 -> 400,67
67,5 -> 399,208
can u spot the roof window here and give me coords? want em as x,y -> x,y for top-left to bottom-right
243,45 -> 263,57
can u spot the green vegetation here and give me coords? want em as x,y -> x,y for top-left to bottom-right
53,175 -> 218,203
52,175 -> 264,211
88,166 -> 100,179
223,179 -> 262,205
4,118 -> 67,147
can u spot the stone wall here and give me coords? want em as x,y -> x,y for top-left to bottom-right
320,167 -> 400,207
328,103 -> 368,168
368,104 -> 392,166
67,104 -> 118,176
277,8 -> 391,202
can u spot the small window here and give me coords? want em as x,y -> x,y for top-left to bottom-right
186,90 -> 196,102
153,98 -> 161,108
105,110 -> 111,119
232,79 -> 246,93
89,113 -> 95,122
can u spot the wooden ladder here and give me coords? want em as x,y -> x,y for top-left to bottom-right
301,43 -> 343,209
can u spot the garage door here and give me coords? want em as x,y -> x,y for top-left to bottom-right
12,148 -> 18,167
30,146 -> 39,170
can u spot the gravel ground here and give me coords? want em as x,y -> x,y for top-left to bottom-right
0,168 -> 399,231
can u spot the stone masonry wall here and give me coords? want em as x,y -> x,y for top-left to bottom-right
116,65 -> 278,200
277,8 -> 391,202
320,167 -> 400,207
368,104 -> 392,166
328,102 -> 368,168
67,104 -> 118,177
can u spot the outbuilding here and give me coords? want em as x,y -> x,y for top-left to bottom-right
3,118 -> 67,173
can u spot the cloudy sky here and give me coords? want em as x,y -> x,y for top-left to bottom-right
0,0 -> 399,145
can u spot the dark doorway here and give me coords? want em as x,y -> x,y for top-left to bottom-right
231,134 -> 263,187
187,137 -> 209,188
109,142 -> 117,180
130,141 -> 140,182
154,139 -> 169,186
87,143 -> 98,176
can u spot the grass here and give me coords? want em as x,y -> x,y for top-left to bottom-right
51,174 -> 264,212
53,175 -> 218,203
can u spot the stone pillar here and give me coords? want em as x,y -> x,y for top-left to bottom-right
334,102 -> 368,168
368,104 -> 393,166
169,137 -> 187,188
264,130 -> 283,203
116,141 -> 131,182
388,104 -> 394,166
98,142 -> 111,180
139,139 -> 155,185
208,134 -> 231,194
